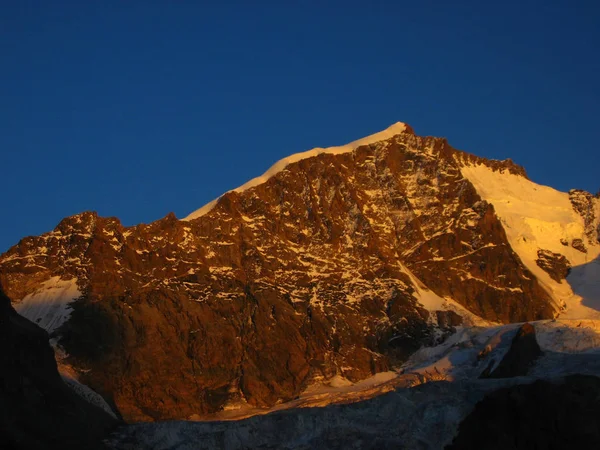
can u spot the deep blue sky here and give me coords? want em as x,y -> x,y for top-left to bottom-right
1,1 -> 599,252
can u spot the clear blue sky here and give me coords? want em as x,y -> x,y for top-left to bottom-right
1,1 -> 599,252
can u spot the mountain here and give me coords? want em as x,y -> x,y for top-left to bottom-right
1,122 -> 598,422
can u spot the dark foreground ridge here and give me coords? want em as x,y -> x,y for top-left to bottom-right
480,322 -> 543,378
0,284 -> 118,450
447,375 -> 600,450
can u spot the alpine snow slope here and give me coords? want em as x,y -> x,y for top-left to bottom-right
460,165 -> 600,318
1,122 -> 599,431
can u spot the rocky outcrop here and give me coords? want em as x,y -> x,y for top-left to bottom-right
536,249 -> 571,283
480,323 -> 542,378
569,189 -> 599,244
0,126 -> 557,421
572,238 -> 588,253
0,284 -> 118,449
447,375 -> 600,450
454,152 -> 529,178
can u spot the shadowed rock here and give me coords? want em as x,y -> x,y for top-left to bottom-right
447,375 -> 600,450
0,284 -> 118,449
480,323 -> 542,379
572,238 -> 588,253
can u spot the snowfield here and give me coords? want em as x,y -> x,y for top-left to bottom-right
461,163 -> 600,319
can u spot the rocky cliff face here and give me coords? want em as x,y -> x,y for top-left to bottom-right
103,318 -> 600,449
0,284 -> 117,449
0,123 -> 585,421
570,189 -> 600,244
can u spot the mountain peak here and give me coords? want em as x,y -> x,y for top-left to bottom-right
184,121 -> 414,220
343,121 -> 412,150
384,121 -> 414,135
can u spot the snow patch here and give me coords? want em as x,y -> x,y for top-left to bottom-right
13,276 -> 80,333
62,375 -> 118,419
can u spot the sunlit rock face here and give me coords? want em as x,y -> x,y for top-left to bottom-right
569,189 -> 599,243
2,124 -> 595,421
535,249 -> 571,283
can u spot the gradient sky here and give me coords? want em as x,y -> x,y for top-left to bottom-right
1,1 -> 599,252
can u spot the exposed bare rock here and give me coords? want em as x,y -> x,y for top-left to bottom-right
454,153 -> 529,178
569,189 -> 598,244
436,310 -> 463,329
536,249 -> 571,283
572,238 -> 588,253
480,323 -> 542,378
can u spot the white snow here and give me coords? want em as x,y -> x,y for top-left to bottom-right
461,164 -> 600,319
62,375 -> 118,419
13,276 -> 80,333
534,319 -> 600,353
184,122 -> 408,220
403,319 -> 600,382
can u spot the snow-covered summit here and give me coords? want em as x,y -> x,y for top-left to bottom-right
184,122 -> 412,220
